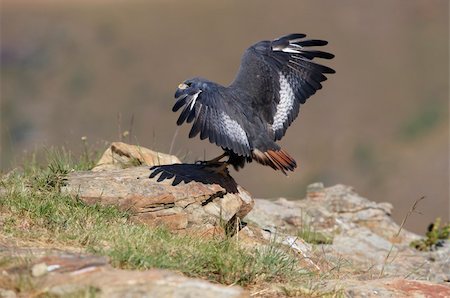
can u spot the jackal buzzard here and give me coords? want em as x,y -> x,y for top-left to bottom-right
173,33 -> 335,174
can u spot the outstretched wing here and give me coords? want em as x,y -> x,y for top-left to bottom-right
230,33 -> 335,141
172,83 -> 251,156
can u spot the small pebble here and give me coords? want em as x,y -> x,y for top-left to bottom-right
31,262 -> 48,277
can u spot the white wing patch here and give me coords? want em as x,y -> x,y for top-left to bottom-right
188,91 -> 202,111
219,111 -> 249,147
272,72 -> 295,132
273,42 -> 302,54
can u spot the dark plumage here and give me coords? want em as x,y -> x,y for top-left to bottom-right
173,33 -> 335,174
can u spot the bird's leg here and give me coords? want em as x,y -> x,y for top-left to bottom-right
203,161 -> 230,177
196,152 -> 230,176
196,152 -> 228,166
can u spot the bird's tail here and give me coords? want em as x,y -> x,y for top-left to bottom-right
252,148 -> 297,175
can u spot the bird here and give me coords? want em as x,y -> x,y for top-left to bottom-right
172,33 -> 335,175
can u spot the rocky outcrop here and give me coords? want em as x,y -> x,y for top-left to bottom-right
15,144 -> 448,297
247,183 -> 450,285
0,248 -> 247,298
63,163 -> 253,235
248,183 -> 416,243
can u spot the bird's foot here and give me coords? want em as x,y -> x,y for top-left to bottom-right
195,160 -> 208,166
195,153 -> 228,166
199,162 -> 230,177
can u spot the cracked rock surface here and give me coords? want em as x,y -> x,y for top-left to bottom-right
62,164 -> 253,234
247,183 -> 450,286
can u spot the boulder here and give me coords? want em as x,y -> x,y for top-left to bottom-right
92,142 -> 181,171
63,163 -> 253,235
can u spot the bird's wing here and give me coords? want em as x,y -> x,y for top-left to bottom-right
231,33 -> 335,141
173,84 -> 251,156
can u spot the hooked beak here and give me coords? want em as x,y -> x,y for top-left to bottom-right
175,88 -> 185,99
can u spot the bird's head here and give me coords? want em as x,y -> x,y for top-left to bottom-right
174,78 -> 205,99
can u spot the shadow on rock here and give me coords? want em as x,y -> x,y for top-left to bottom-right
149,163 -> 239,193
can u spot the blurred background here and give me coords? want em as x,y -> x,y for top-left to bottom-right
1,0 -> 448,234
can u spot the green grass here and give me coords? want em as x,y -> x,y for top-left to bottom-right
0,148 -> 307,289
103,227 -> 299,285
410,218 -> 450,251
297,213 -> 333,245
298,227 -> 333,245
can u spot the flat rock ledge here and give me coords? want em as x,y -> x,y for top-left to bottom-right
62,164 -> 254,234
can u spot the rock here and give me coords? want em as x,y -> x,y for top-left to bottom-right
31,262 -> 48,277
384,278 -> 450,297
46,284 -> 96,297
320,278 -> 450,297
248,184 -> 418,243
246,184 -> 450,283
62,163 -> 254,234
306,181 -> 325,195
0,289 -> 17,298
92,142 -> 181,171
1,248 -> 247,298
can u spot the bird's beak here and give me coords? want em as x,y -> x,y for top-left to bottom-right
175,88 -> 185,99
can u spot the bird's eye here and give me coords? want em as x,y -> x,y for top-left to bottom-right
178,82 -> 189,90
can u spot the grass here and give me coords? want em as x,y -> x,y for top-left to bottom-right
0,148 -> 310,293
103,228 -> 300,285
298,224 -> 333,245
410,217 -> 450,251
297,212 -> 333,245
379,196 -> 425,278
280,285 -> 344,298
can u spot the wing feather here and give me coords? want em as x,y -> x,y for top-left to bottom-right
173,83 -> 252,156
231,33 -> 334,141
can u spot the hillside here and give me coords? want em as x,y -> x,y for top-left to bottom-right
1,145 -> 449,297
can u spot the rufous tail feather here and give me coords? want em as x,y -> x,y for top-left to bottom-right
252,148 -> 297,175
